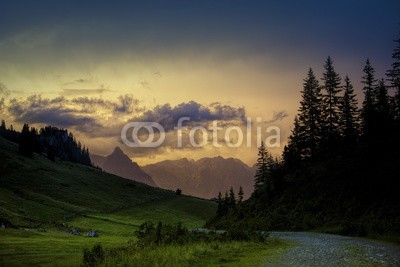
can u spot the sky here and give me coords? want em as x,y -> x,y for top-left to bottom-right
0,0 -> 399,165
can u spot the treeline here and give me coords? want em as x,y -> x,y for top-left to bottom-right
215,187 -> 244,217
207,33 -> 400,237
284,56 -> 398,168
0,120 -> 92,166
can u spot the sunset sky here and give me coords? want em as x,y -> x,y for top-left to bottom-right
1,0 -> 399,165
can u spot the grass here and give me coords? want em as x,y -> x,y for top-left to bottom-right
0,136 -> 293,266
0,137 -> 215,227
0,136 -> 218,266
0,228 -> 123,266
102,239 -> 292,266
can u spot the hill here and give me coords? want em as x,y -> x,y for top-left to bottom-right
0,136 -> 216,265
143,156 -> 255,199
90,147 -> 155,186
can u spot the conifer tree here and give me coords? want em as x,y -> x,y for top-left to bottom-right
216,192 -> 223,216
254,141 -> 274,190
283,116 -> 303,166
0,120 -> 5,132
375,79 -> 392,129
229,187 -> 236,208
238,186 -> 244,203
361,58 -> 378,137
298,68 -> 323,157
19,123 -> 34,157
321,56 -> 342,145
339,75 -> 359,145
386,35 -> 400,120
222,191 -> 230,214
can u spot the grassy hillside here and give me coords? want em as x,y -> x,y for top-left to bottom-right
0,136 -> 216,266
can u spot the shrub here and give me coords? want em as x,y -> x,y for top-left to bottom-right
134,221 -> 267,247
82,244 -> 105,266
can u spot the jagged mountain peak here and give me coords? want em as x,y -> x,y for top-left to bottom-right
90,147 -> 155,186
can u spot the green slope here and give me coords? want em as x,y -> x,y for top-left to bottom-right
0,136 -> 216,266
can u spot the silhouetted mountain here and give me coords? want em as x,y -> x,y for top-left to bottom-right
143,156 -> 255,199
90,154 -> 107,167
91,147 -> 155,186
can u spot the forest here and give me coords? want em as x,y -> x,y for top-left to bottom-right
207,34 -> 400,241
0,122 -> 92,166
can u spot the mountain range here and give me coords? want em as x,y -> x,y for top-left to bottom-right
91,147 -> 255,199
143,156 -> 255,199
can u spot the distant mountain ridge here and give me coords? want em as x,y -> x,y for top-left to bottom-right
143,156 -> 255,199
90,147 -> 156,186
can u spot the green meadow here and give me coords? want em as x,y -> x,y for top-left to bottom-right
0,137 -> 289,266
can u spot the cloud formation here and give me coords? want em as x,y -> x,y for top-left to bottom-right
4,95 -> 246,141
71,94 -> 140,114
135,101 -> 246,131
7,95 -> 98,129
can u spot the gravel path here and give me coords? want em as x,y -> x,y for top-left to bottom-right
265,232 -> 400,267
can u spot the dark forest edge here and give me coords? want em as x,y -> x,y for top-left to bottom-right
207,32 -> 400,243
0,121 -> 92,166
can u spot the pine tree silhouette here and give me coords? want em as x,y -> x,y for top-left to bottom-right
339,75 -> 360,145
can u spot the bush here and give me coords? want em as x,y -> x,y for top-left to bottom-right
134,221 -> 267,247
224,226 -> 268,242
82,244 -> 105,266
134,222 -> 193,246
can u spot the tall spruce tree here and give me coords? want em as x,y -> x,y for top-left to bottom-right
339,75 -> 359,145
229,187 -> 236,208
238,186 -> 244,203
298,68 -> 323,157
321,56 -> 342,146
254,141 -> 274,190
361,58 -> 378,137
216,192 -> 223,217
283,116 -> 303,166
386,35 -> 400,121
18,123 -> 34,157
375,79 -> 392,129
0,120 -> 5,131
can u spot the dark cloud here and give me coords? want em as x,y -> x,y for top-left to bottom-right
21,107 -> 97,128
115,95 -> 140,113
61,88 -> 112,96
4,94 -> 141,136
7,95 -> 98,129
71,94 -> 140,114
135,101 -> 246,131
210,102 -> 246,122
